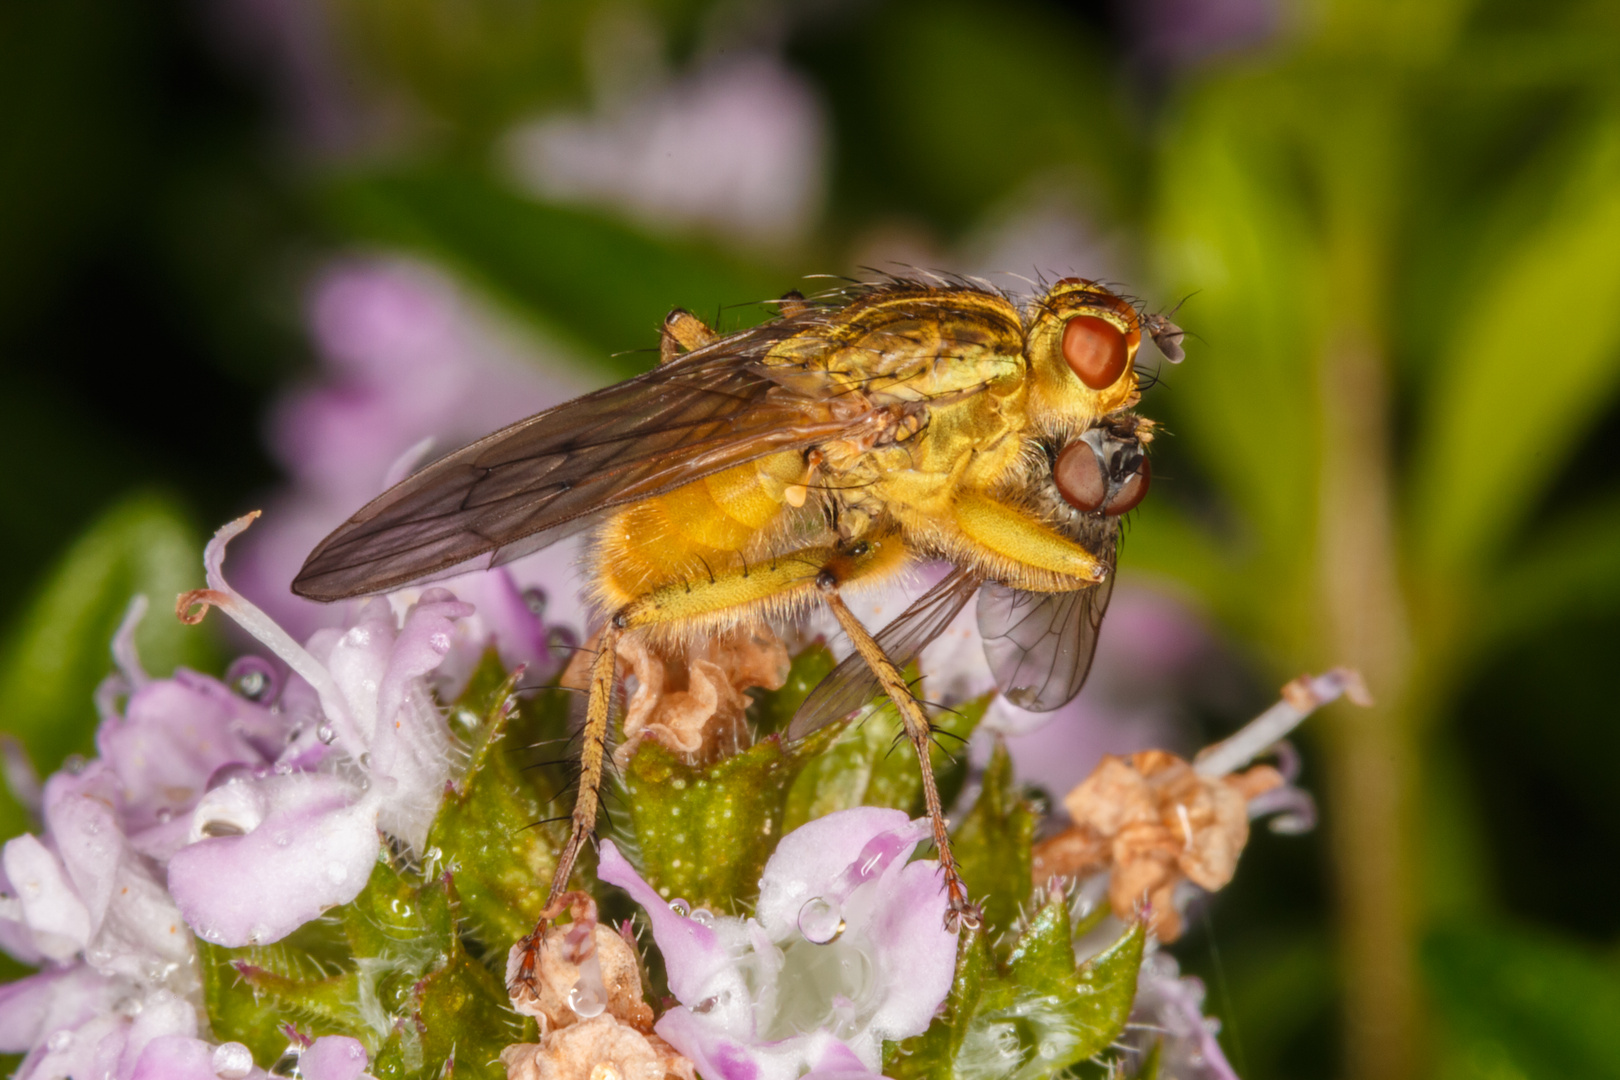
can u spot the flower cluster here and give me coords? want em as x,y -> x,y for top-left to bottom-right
0,511 -> 569,1079
0,499 -> 1358,1080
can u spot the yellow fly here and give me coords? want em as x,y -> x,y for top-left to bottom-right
294,276 -> 1164,927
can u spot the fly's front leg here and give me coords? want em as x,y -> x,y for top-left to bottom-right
659,308 -> 718,364
952,490 -> 1108,587
816,571 -> 981,932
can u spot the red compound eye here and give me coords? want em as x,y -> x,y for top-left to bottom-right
1053,441 -> 1108,512
1061,315 -> 1129,390
1103,458 -> 1150,516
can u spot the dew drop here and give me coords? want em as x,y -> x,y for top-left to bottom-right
567,938 -> 609,1021
211,1041 -> 255,1079
567,981 -> 606,1019
155,807 -> 174,824
316,724 -> 336,745
226,656 -> 280,703
522,588 -> 548,618
668,898 -> 690,918
797,896 -> 846,944
46,1030 -> 72,1052
689,907 -> 715,927
235,670 -> 268,701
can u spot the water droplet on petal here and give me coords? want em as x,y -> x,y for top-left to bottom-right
235,670 -> 268,701
797,896 -> 845,944
212,1041 -> 255,1079
155,807 -> 174,824
567,981 -> 606,1018
522,587 -> 548,617
689,907 -> 715,927
668,898 -> 690,918
316,724 -> 336,745
46,1030 -> 72,1052
226,656 -> 280,703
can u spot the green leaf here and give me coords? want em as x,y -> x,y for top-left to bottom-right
360,869 -> 526,1080
1411,112 -> 1620,582
201,913 -> 374,1065
0,492 -> 213,840
783,691 -> 990,834
427,651 -> 576,951
889,906 -> 1145,1080
202,853 -> 530,1079
616,721 -> 847,913
1424,922 -> 1620,1080
951,740 -> 1036,937
1479,492 -> 1620,650
322,168 -> 783,379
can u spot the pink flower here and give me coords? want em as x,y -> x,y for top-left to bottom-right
0,517 -> 418,1078
597,807 -> 958,1080
1124,952 -> 1240,1080
166,513 -> 476,946
504,54 -> 826,248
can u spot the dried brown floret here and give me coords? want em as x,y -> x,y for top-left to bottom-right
504,892 -> 695,1080
506,892 -> 654,1033
500,1017 -> 695,1080
1031,750 -> 1283,941
611,624 -> 789,768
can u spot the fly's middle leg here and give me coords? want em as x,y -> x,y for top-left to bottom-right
816,572 -> 981,932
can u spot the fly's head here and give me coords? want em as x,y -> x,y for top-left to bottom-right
1023,278 -> 1143,427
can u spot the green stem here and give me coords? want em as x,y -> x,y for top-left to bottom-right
1316,325 -> 1423,1080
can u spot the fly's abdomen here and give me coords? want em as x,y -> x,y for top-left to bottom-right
591,451 -> 811,610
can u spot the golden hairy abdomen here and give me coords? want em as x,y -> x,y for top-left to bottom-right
591,451 -> 814,611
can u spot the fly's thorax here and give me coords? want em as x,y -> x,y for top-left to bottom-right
1022,279 -> 1143,427
761,286 -> 1024,405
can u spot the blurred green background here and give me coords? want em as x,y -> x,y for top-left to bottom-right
3,1 -> 1620,1078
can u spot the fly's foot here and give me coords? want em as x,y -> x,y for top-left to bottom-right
506,890 -> 591,1000
945,891 -> 983,933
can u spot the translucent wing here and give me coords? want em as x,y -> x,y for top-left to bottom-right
787,567 -> 982,741
293,326 -> 858,601
975,571 -> 1116,712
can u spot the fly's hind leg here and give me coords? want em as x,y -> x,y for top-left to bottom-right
816,571 -> 980,931
510,615 -> 621,1000
547,615 -> 622,900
